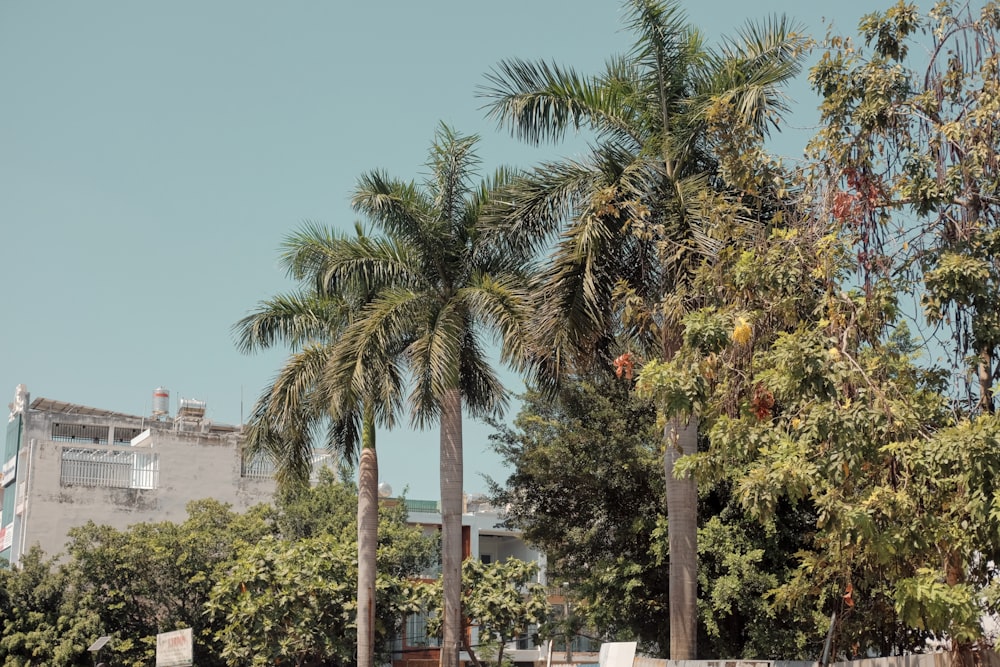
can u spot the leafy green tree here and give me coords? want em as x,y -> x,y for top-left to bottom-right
759,1 -> 1000,653
808,0 -> 1000,414
0,547 -> 98,666
460,559 -> 549,667
62,499 -> 272,667
207,478 -> 436,667
631,183 -> 1000,655
489,378 -> 667,646
489,376 -> 816,658
418,558 -> 549,667
301,124 -> 532,667
481,0 -> 806,656
207,534 -> 408,667
274,468 -> 439,578
684,307 -> 1000,655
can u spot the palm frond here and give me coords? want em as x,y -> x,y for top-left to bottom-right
457,327 -> 508,421
352,170 -> 435,250
232,291 -> 351,353
457,272 -> 532,371
326,287 -> 423,419
625,0 -> 693,70
481,58 -> 639,146
490,157 -> 606,259
693,15 -> 808,136
284,224 -> 425,298
429,123 -> 482,231
243,344 -> 344,491
406,301 -> 466,429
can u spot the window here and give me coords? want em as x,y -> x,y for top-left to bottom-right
113,427 -> 144,445
51,423 -> 108,444
405,611 -> 440,648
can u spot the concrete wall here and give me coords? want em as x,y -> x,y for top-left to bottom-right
633,652 -> 1000,667
830,652 -> 1000,667
634,661 -> 817,667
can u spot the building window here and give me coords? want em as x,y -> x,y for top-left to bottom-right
51,423 -> 108,444
112,427 -> 144,445
516,624 -> 539,650
405,611 -> 441,648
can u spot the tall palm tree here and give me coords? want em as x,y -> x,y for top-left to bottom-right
481,0 -> 804,658
290,124 -> 532,667
234,247 -> 406,667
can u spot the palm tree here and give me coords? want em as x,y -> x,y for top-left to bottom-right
234,246 -> 406,667
481,0 -> 804,658
291,124 -> 532,667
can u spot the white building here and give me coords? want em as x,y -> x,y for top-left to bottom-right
1,384 -> 280,566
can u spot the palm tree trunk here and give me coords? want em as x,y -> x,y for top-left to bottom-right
357,406 -> 378,667
665,415 -> 698,659
440,387 -> 464,667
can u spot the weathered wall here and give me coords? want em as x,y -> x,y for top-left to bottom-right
633,652 -> 999,667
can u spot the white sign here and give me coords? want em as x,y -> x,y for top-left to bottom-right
2,456 -> 15,486
156,627 -> 193,667
599,642 -> 637,667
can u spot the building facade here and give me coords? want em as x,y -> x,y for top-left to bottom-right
1,384 -> 277,566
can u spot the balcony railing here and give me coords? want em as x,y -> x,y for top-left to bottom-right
240,450 -> 334,482
61,447 -> 159,489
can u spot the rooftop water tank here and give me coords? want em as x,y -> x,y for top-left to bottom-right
152,387 -> 170,417
177,397 -> 207,419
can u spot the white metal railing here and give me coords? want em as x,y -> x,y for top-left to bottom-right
61,447 -> 159,489
240,450 -> 335,482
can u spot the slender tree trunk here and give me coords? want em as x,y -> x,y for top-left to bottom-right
440,388 -> 464,667
665,415 -> 698,659
977,344 -> 994,414
357,407 -> 378,667
461,634 -> 483,667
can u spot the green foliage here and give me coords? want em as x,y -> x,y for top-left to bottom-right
462,558 -> 549,662
61,499 -> 273,667
419,558 -> 550,667
489,376 -> 816,658
809,0 -> 1000,413
207,476 -> 436,667
0,547 -> 99,666
800,2 -> 1000,641
273,467 -> 359,541
489,377 -> 667,647
690,299 -> 1000,655
682,309 -> 732,356
697,504 -> 816,658
207,534 -> 420,667
0,476 -> 437,667
635,354 -> 709,420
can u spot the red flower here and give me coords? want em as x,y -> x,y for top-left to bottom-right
614,352 -> 636,380
843,582 -> 855,608
751,383 -> 774,420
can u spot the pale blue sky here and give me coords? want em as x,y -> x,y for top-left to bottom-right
0,1 -> 925,500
